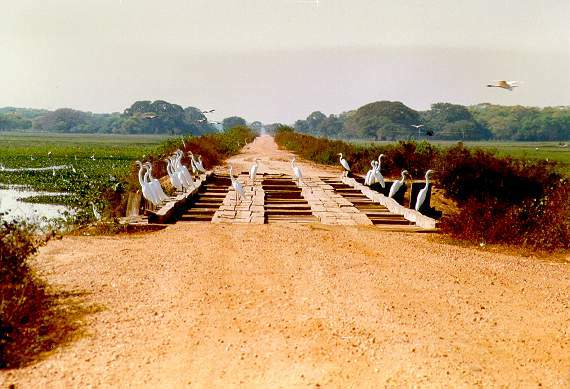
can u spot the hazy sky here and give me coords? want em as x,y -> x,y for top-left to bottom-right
1,0 -> 569,122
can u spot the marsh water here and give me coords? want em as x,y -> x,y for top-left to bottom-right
0,186 -> 71,223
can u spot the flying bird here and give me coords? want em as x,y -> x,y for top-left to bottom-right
486,80 -> 520,91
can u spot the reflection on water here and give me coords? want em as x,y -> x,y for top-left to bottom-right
0,186 -> 72,223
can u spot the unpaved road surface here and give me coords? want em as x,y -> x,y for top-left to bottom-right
2,137 -> 569,388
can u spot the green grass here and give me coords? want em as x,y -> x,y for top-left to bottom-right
0,132 -> 171,215
351,140 -> 570,175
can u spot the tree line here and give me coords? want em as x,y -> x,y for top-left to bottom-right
0,101 -> 248,135
294,101 -> 570,141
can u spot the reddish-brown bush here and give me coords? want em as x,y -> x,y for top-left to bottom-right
275,127 -> 570,251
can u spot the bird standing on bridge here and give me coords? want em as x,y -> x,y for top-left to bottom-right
415,170 -> 434,212
365,160 -> 376,186
388,170 -> 409,199
249,158 -> 261,189
374,154 -> 386,188
338,153 -> 350,177
229,165 -> 245,206
291,158 -> 303,185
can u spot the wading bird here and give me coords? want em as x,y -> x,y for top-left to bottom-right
195,155 -> 206,173
136,161 -> 158,205
415,170 -> 434,212
486,80 -> 519,91
144,162 -> 169,202
374,154 -> 386,188
291,158 -> 303,184
364,161 -> 377,186
164,158 -> 183,192
338,153 -> 350,176
249,158 -> 261,188
229,165 -> 245,205
388,170 -> 409,198
91,202 -> 101,221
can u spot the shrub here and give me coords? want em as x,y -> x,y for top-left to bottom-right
1,218 -> 49,367
274,128 -> 570,251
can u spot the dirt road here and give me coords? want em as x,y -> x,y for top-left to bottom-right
2,136 -> 569,387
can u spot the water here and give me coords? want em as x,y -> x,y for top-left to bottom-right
0,186 -> 71,223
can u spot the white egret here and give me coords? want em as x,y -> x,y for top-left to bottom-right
486,80 -> 519,91
143,169 -> 160,205
338,153 -> 350,176
90,202 -> 101,221
136,161 -> 158,205
173,151 -> 194,188
229,165 -> 245,204
364,161 -> 376,186
195,155 -> 206,173
164,158 -> 183,191
415,170 -> 435,212
388,170 -> 409,198
249,158 -> 261,188
374,154 -> 386,188
144,162 -> 169,202
291,158 -> 303,184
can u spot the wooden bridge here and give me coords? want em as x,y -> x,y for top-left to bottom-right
130,171 -> 438,231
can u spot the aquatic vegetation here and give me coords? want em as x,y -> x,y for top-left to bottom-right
0,133 -> 166,223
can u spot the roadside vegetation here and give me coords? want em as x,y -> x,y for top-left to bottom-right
0,218 -> 97,368
275,127 -> 570,252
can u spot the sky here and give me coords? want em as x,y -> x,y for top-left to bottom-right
1,0 -> 569,123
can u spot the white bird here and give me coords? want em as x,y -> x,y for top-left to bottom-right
486,80 -> 519,91
388,170 -> 409,198
164,158 -> 183,192
195,155 -> 206,173
170,154 -> 190,191
374,154 -> 386,188
144,162 -> 169,202
173,151 -> 194,189
143,169 -> 160,204
71,165 -> 76,173
338,153 -> 350,176
91,154 -> 96,160
291,158 -> 303,184
364,161 -> 376,186
229,165 -> 245,205
136,161 -> 159,205
90,201 -> 101,221
188,152 -> 206,174
249,158 -> 261,188
47,151 -> 52,157
415,170 -> 434,212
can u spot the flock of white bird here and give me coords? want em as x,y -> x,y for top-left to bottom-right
135,150 -> 207,207
135,148 -> 436,213
333,153 -> 435,212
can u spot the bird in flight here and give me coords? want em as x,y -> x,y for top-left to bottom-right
201,109 -> 215,114
486,80 -> 520,91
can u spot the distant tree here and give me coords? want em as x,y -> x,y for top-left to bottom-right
223,116 -> 247,130
422,103 -> 492,140
346,101 -> 421,140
